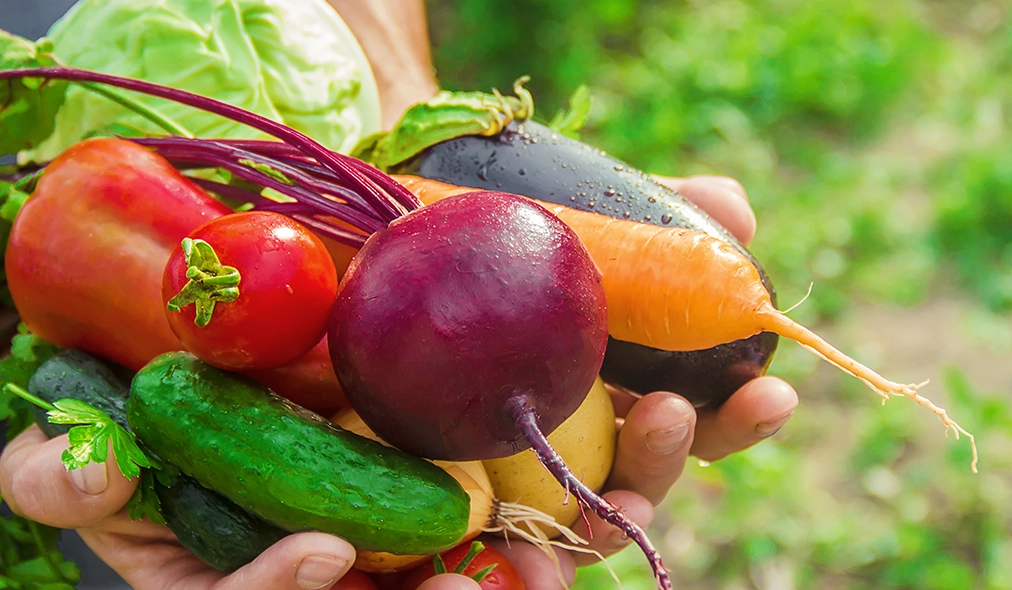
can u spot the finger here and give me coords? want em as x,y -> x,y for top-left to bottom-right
416,573 -> 482,590
653,175 -> 756,246
483,537 -> 576,590
567,490 -> 655,567
214,533 -> 357,590
691,376 -> 798,462
0,425 -> 137,528
604,382 -> 639,419
78,512 -> 225,589
605,392 -> 695,505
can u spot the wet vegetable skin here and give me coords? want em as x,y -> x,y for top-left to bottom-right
127,352 -> 471,555
162,211 -> 339,371
329,192 -> 608,461
394,120 -> 778,407
5,137 -> 348,414
28,349 -> 288,572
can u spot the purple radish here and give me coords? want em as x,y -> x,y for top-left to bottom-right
328,191 -> 608,460
329,190 -> 671,587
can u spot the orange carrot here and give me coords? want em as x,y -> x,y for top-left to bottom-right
396,175 -> 978,472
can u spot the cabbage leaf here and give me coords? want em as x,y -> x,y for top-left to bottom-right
20,0 -> 381,163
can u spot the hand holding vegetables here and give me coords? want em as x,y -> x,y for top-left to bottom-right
0,426 -> 369,590
0,52 -> 977,589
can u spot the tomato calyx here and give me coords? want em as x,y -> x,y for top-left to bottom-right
165,238 -> 241,327
434,541 -> 497,582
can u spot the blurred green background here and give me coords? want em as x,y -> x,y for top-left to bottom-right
425,0 -> 1012,588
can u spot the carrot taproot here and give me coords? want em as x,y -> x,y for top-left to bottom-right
397,175 -> 979,472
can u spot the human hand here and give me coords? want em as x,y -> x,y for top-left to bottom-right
0,425 -> 467,590
474,175 -> 799,588
0,176 -> 796,590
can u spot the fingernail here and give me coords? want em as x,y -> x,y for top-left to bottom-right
645,422 -> 690,454
296,555 -> 347,590
756,410 -> 795,437
70,461 -> 108,496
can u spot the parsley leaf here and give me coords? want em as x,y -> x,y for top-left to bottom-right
48,398 -> 151,480
5,384 -> 151,480
126,470 -> 166,525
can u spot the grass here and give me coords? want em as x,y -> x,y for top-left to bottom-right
427,0 -> 1012,587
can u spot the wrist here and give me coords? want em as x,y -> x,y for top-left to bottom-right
326,0 -> 440,129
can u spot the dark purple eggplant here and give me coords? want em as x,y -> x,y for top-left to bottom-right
393,119 -> 779,408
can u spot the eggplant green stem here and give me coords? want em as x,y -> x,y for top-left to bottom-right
166,238 -> 240,327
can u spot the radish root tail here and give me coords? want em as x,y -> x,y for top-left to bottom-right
761,308 -> 978,473
487,501 -> 624,590
509,397 -> 672,590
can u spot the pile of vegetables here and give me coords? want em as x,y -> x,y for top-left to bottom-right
0,32 -> 664,588
0,8 -> 979,588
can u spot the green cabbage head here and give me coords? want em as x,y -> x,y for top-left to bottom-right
22,0 -> 381,163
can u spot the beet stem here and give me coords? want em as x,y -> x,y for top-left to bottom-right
0,67 -> 420,222
509,397 -> 672,590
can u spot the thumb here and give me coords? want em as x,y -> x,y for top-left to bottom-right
0,425 -> 137,528
214,532 -> 357,590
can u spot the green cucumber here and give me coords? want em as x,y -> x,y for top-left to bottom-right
156,475 -> 288,572
29,349 -> 289,572
127,352 -> 470,555
28,349 -> 130,439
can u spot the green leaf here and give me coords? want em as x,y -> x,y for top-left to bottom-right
0,32 -> 67,155
48,398 -> 110,425
61,424 -> 109,470
110,424 -> 150,480
9,328 -> 60,366
126,470 -> 165,525
548,84 -> 591,139
39,398 -> 150,480
0,329 -> 60,442
6,554 -> 79,585
0,188 -> 29,224
353,77 -> 535,170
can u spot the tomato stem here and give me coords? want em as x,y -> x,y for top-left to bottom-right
166,238 -> 240,327
509,396 -> 672,590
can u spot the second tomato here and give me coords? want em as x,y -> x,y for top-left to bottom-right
163,211 -> 338,371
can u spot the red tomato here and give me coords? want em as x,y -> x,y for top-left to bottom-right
162,211 -> 338,371
403,542 -> 526,590
331,569 -> 380,590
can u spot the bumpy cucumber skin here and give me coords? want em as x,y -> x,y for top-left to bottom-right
156,475 -> 288,572
127,352 -> 470,555
29,349 -> 130,439
29,350 -> 290,572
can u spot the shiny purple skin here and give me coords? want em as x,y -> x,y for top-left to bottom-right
395,120 -> 780,407
328,191 -> 609,461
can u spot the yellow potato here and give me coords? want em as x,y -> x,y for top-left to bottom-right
330,408 -> 495,573
482,376 -> 616,536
